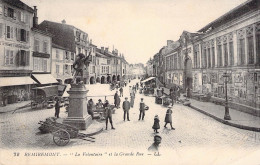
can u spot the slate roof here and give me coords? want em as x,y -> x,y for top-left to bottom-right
3,0 -> 34,13
38,20 -> 76,53
198,0 -> 259,33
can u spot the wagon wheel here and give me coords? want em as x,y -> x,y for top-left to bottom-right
53,130 -> 70,146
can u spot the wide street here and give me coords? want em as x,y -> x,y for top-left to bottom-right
1,79 -> 260,164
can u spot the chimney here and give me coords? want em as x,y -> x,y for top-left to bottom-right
90,39 -> 92,44
62,19 -> 66,24
33,6 -> 38,28
167,40 -> 173,46
105,47 -> 109,53
101,47 -> 104,53
115,49 -> 118,55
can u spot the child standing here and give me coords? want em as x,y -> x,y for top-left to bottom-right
152,115 -> 160,133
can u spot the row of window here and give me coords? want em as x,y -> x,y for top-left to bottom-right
101,66 -> 109,74
0,4 -> 31,24
55,64 -> 73,74
0,23 -> 29,42
34,39 -> 48,53
195,23 -> 260,69
33,57 -> 48,72
165,54 -> 183,71
4,49 -> 30,66
56,49 -> 74,61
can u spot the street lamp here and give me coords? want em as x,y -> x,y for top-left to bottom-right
223,72 -> 231,120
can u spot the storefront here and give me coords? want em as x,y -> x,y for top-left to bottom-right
0,77 -> 36,105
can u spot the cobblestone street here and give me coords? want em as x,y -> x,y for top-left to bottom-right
1,80 -> 260,164
1,80 -> 260,151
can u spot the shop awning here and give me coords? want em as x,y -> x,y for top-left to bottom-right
32,74 -> 58,84
0,77 -> 36,87
141,77 -> 156,83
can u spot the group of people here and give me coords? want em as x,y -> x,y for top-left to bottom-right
170,86 -> 181,106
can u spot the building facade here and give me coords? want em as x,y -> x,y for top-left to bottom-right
150,0 -> 260,115
0,0 -> 34,104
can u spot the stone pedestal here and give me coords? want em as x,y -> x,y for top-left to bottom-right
63,83 -> 92,130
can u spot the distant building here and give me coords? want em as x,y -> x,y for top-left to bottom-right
38,20 -> 90,84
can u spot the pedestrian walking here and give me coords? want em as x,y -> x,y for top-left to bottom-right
114,91 -> 119,108
54,97 -> 61,118
148,135 -> 162,152
104,100 -> 115,130
87,99 -> 94,119
136,83 -> 139,90
119,87 -> 123,97
152,115 -> 160,133
130,93 -> 135,108
170,90 -> 175,106
164,105 -> 175,130
176,86 -> 180,102
122,97 -> 131,121
138,98 -> 146,120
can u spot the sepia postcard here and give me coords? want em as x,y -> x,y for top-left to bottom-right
0,0 -> 260,164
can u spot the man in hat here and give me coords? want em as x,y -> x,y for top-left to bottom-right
164,105 -> 175,130
54,97 -> 61,118
96,99 -> 103,108
114,91 -> 119,108
148,135 -> 162,152
139,98 -> 146,120
104,100 -> 115,130
122,97 -> 131,121
119,87 -> 123,97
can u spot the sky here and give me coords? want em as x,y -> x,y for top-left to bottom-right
22,0 -> 248,64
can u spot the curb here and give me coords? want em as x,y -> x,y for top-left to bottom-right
189,105 -> 260,132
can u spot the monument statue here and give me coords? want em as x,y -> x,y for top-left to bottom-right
63,51 -> 93,130
72,52 -> 92,84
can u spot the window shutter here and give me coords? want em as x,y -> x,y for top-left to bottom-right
10,27 -> 13,39
13,10 -> 16,20
0,23 -> 3,38
5,25 -> 7,39
0,4 -> 3,15
17,11 -> 21,21
4,6 -> 7,17
26,31 -> 29,42
16,51 -> 21,66
15,28 -> 18,40
26,51 -> 30,66
17,28 -> 21,41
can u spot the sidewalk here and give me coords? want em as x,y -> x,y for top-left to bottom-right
185,96 -> 260,132
0,100 -> 31,113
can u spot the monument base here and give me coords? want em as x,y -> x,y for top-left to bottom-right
63,115 -> 92,130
